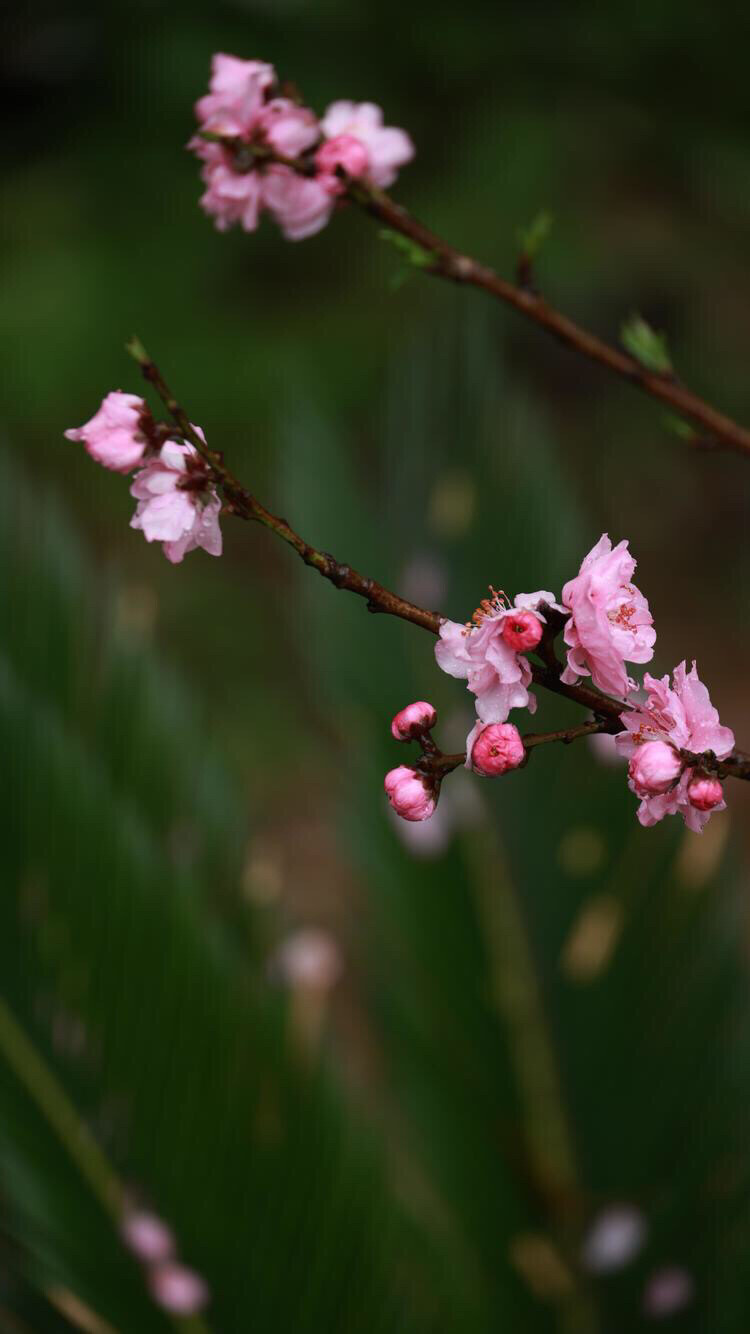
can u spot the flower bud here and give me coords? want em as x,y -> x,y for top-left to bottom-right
687,774 -> 724,811
469,723 -> 525,777
390,700 -> 437,742
121,1211 -> 176,1265
628,740 -> 682,796
501,609 -> 543,652
384,766 -> 435,822
65,391 -> 150,473
315,134 -> 370,193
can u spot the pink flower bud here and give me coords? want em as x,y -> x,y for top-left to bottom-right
384,766 -> 435,822
315,134 -> 370,194
65,391 -> 150,473
390,701 -> 437,741
687,774 -> 724,811
121,1211 -> 176,1265
469,723 -> 525,777
148,1263 -> 209,1316
501,609 -> 543,652
628,740 -> 682,796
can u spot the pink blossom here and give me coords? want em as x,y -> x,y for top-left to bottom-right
384,766 -> 435,822
315,134 -> 371,194
561,534 -> 656,698
261,165 -> 334,241
435,591 -> 560,723
191,55 -> 322,236
148,1263 -> 209,1316
501,608 -> 543,653
616,661 -> 734,832
467,722 -> 525,776
192,144 -> 266,233
121,1211 -> 176,1265
130,440 -> 222,565
320,101 -> 414,188
687,774 -> 724,811
627,739 -> 683,796
65,392 -> 149,473
391,701 -> 437,741
194,53 -> 275,136
581,1205 -> 647,1274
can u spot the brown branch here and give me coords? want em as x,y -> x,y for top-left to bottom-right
125,339 -> 750,784
235,140 -> 750,459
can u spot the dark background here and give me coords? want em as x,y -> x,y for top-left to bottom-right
2,3 -> 750,1331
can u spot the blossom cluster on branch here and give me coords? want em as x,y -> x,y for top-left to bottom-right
188,54 -> 413,240
386,535 -> 735,834
62,51 -> 748,840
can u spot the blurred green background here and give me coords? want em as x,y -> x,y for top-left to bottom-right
3,2 -> 750,1330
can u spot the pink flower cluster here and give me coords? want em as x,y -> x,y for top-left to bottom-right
615,661 -> 734,832
428,534 -> 734,833
189,54 -> 414,241
121,1209 -> 209,1316
66,393 -> 222,564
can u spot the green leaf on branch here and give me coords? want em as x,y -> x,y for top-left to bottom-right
379,228 -> 435,289
620,313 -> 673,374
515,210 -> 553,259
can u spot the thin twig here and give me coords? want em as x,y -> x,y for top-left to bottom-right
231,141 -> 750,459
125,340 -> 750,783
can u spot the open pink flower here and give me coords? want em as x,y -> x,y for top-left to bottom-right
561,534 -> 655,699
194,54 -> 275,136
435,590 -> 561,723
261,165 -> 334,241
616,661 -> 734,832
65,392 -> 149,473
319,101 -> 414,188
190,54 -> 322,236
130,440 -> 222,565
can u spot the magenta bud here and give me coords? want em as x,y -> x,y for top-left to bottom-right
628,740 -> 682,796
469,723 -> 525,777
384,766 -> 436,822
687,774 -> 724,811
390,700 -> 437,741
501,609 -> 543,652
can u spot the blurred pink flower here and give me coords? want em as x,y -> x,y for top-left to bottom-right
65,392 -> 149,473
274,928 -> 343,991
148,1262 -> 209,1316
581,1204 -> 647,1273
121,1211 -> 176,1265
315,134 -> 371,194
320,101 -> 414,188
616,661 -> 734,831
384,765 -> 436,821
194,53 -> 275,136
261,165 -> 334,241
191,54 -> 322,235
561,534 -> 655,698
130,440 -> 222,564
